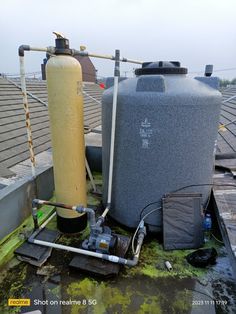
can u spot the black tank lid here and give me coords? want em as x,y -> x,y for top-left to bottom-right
55,37 -> 72,55
135,61 -> 188,75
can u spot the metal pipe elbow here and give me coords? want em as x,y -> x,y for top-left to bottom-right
18,45 -> 30,56
126,257 -> 139,267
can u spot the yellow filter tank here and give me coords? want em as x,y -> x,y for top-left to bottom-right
46,40 -> 87,233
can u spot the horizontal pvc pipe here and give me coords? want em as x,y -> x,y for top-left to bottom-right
29,231 -> 145,266
28,209 -> 145,266
121,57 -> 143,65
30,238 -> 105,258
72,49 -> 143,65
88,53 -> 114,60
18,45 -> 53,56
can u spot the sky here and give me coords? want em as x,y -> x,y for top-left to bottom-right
1,0 -> 236,79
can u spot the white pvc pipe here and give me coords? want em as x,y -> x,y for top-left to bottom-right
40,211 -> 57,229
107,75 -> 119,206
122,58 -> 143,65
31,239 -> 105,259
88,53 -> 114,60
101,207 -> 110,218
29,47 -> 48,53
87,52 -> 143,65
30,211 -> 57,239
29,208 -> 145,266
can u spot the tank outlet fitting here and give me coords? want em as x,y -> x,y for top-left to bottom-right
205,64 -> 213,77
165,261 -> 172,271
75,206 -> 85,213
138,221 -> 147,235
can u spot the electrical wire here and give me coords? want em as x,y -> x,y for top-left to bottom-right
139,201 -> 161,220
211,233 -> 224,244
170,183 -> 236,194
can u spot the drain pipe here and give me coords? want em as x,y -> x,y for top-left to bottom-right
18,45 -> 55,177
29,199 -> 146,266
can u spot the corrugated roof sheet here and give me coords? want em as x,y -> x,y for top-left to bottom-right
0,77 -> 236,178
217,86 -> 236,153
0,77 -> 102,177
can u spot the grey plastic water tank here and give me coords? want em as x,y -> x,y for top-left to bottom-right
102,61 -> 221,232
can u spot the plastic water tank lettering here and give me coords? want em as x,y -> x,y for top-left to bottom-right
140,118 -> 153,149
139,128 -> 153,138
142,139 -> 150,149
141,118 -> 151,128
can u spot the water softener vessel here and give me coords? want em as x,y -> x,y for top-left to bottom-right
46,34 -> 87,233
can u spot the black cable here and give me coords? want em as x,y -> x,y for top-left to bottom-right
170,183 -> 236,194
139,201 -> 161,220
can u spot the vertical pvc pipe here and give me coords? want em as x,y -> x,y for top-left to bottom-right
106,50 -> 120,208
19,56 -> 36,177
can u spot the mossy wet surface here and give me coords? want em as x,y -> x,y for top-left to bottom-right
1,226 -> 235,314
0,175 -> 236,313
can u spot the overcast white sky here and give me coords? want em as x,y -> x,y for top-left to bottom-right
1,0 -> 236,79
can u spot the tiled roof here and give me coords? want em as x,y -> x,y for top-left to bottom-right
0,77 -> 102,177
217,86 -> 236,153
0,76 -> 236,178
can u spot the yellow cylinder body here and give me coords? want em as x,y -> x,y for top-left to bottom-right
46,55 -> 87,233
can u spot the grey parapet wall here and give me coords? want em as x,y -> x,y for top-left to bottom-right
0,166 -> 54,241
0,146 -> 101,241
102,62 -> 222,232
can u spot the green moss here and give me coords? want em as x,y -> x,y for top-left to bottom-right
138,296 -> 161,314
67,278 -> 133,314
124,241 -> 208,279
92,172 -> 103,183
87,194 -> 101,206
0,263 -> 28,314
50,285 -> 61,298
171,290 -> 192,313
66,276 -> 195,314
112,225 -> 132,237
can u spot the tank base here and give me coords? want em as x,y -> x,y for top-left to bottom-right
57,213 -> 87,233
